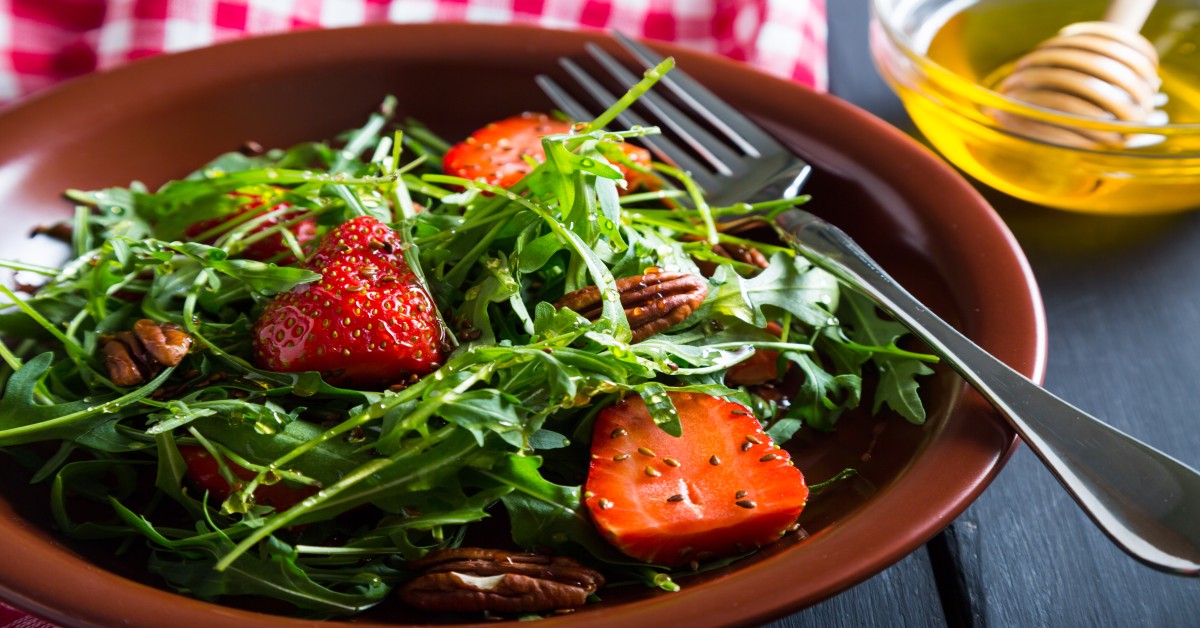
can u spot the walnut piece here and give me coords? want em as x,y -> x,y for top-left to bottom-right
399,548 -> 605,614
554,270 -> 707,343
100,319 -> 192,386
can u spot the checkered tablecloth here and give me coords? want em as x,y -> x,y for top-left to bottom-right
0,0 -> 826,108
0,0 -> 824,625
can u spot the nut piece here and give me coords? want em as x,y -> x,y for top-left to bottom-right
101,335 -> 144,387
555,270 -> 707,343
133,319 -> 192,367
99,319 -> 193,386
712,242 -> 769,270
398,548 -> 605,614
681,216 -> 771,276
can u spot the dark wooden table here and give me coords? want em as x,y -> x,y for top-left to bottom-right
767,2 -> 1200,626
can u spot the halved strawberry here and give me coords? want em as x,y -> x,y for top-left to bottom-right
178,445 -> 316,511
183,191 -> 317,263
252,215 -> 447,388
584,392 -> 808,567
442,112 -> 652,190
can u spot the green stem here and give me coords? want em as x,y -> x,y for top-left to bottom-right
214,424 -> 473,571
0,284 -> 90,363
583,57 -> 676,132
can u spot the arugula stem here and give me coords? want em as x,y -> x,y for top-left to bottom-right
442,221 -> 506,287
215,424 -> 474,571
651,162 -> 718,245
628,214 -> 796,256
0,259 -> 59,276
0,284 -> 90,363
412,207 -> 522,246
0,368 -> 174,442
582,57 -> 676,132
618,189 -> 688,205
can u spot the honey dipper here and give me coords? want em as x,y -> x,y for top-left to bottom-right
993,0 -> 1160,147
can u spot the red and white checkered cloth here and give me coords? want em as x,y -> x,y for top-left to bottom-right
0,0 -> 826,108
0,0 -> 823,624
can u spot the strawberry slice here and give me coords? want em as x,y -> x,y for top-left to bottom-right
252,215 -> 447,388
178,445 -> 316,511
584,392 -> 808,567
183,191 -> 317,263
443,112 -> 652,190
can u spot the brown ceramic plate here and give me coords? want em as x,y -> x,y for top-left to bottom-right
0,23 -> 1046,627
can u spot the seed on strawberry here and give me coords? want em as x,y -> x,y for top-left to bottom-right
252,215 -> 447,388
443,112 -> 653,191
584,392 -> 808,567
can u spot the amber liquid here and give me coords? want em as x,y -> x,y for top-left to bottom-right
896,0 -> 1200,213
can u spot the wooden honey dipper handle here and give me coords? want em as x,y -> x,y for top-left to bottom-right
1104,0 -> 1156,32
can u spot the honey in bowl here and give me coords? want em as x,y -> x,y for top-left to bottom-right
876,0 -> 1200,214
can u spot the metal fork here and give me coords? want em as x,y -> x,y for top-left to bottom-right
538,32 -> 1200,576
536,35 -> 810,206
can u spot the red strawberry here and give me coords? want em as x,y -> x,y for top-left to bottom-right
183,191 -> 317,263
178,445 -> 316,511
725,322 -> 786,387
443,112 -> 653,190
252,215 -> 447,388
584,392 -> 808,567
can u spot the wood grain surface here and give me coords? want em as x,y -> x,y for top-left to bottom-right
770,2 -> 1200,626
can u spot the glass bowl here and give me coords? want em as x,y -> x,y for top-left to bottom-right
870,0 -> 1200,214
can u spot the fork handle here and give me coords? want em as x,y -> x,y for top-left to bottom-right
775,208 -> 1200,575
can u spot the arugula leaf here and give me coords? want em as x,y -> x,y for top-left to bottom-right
168,242 -> 320,294
0,352 -> 171,447
837,290 -> 936,424
781,351 -> 862,433
488,454 -> 636,565
709,252 -> 839,328
116,504 -> 389,618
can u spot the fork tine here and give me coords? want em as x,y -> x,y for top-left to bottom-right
555,58 -> 721,192
612,31 -> 783,158
535,75 -> 594,123
584,43 -> 740,177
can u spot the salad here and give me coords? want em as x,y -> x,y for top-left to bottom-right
0,60 -> 937,619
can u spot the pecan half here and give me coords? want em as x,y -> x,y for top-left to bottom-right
398,548 -> 605,614
555,270 -> 707,343
682,215 -> 772,276
99,319 -> 192,386
711,242 -> 769,271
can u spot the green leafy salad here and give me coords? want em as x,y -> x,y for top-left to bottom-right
0,61 -> 936,618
